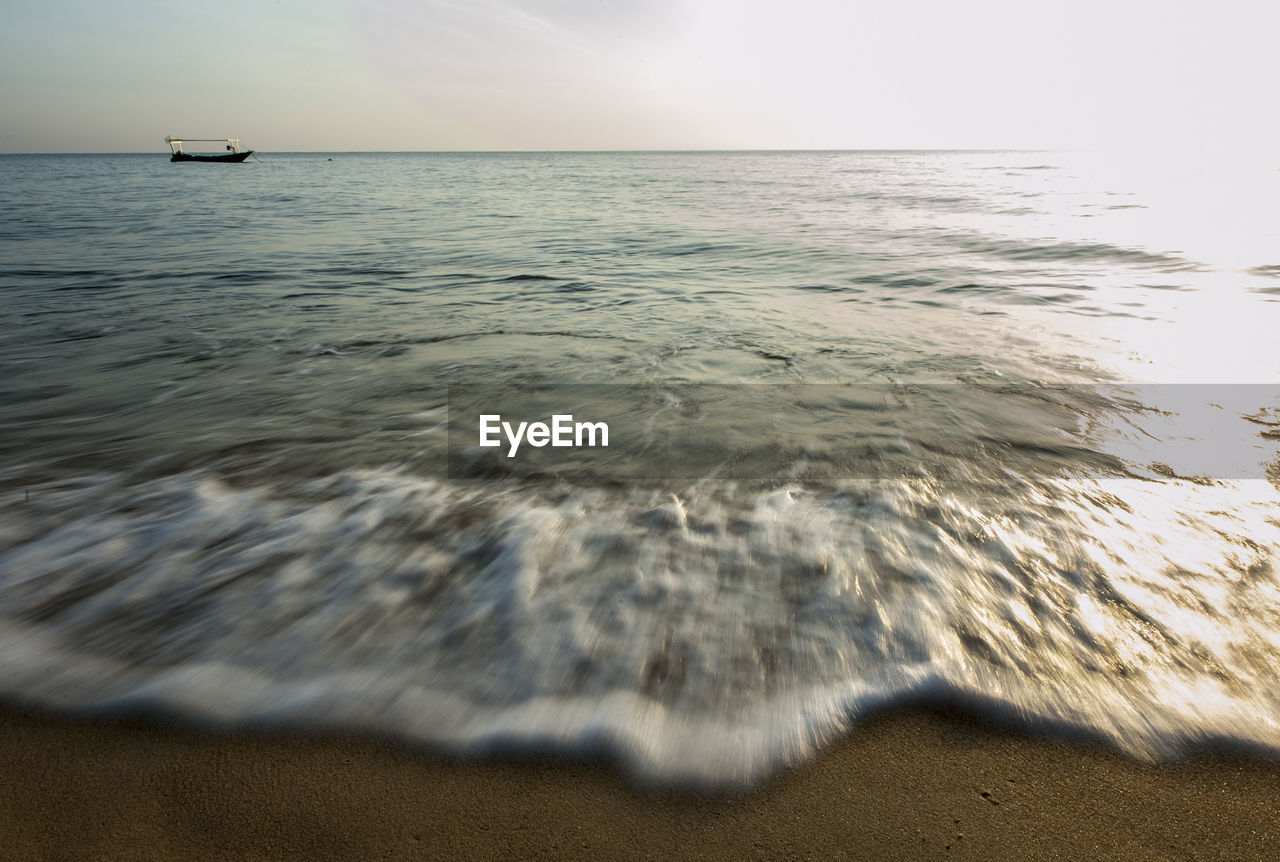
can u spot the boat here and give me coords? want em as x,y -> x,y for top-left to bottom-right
165,136 -> 254,163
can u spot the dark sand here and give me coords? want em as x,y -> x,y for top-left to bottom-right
2,703 -> 1277,860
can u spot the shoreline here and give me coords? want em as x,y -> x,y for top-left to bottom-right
3,703 -> 1278,860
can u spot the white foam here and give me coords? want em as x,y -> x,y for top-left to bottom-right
3,466 -> 1280,786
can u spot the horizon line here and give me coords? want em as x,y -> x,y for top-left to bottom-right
2,147 -> 1063,156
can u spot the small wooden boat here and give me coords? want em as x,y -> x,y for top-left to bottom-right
165,136 -> 253,163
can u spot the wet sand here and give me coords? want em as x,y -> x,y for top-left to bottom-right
2,703 -> 1277,860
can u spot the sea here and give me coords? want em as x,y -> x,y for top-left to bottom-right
2,149 -> 1280,787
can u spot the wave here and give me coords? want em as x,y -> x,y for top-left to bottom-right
943,233 -> 1198,270
3,462 -> 1280,787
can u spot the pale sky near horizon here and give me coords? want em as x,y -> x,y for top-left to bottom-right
2,0 -> 1276,153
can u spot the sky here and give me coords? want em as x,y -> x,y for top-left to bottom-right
2,0 -> 1277,153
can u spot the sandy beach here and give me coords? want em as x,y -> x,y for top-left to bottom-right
2,703 -> 1277,860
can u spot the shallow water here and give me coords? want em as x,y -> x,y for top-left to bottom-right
3,150 -> 1280,785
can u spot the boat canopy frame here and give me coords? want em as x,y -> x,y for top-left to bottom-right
165,136 -> 244,155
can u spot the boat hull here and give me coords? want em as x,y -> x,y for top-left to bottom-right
170,151 -> 253,163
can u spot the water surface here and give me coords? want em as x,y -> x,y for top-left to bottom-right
3,150 -> 1280,785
